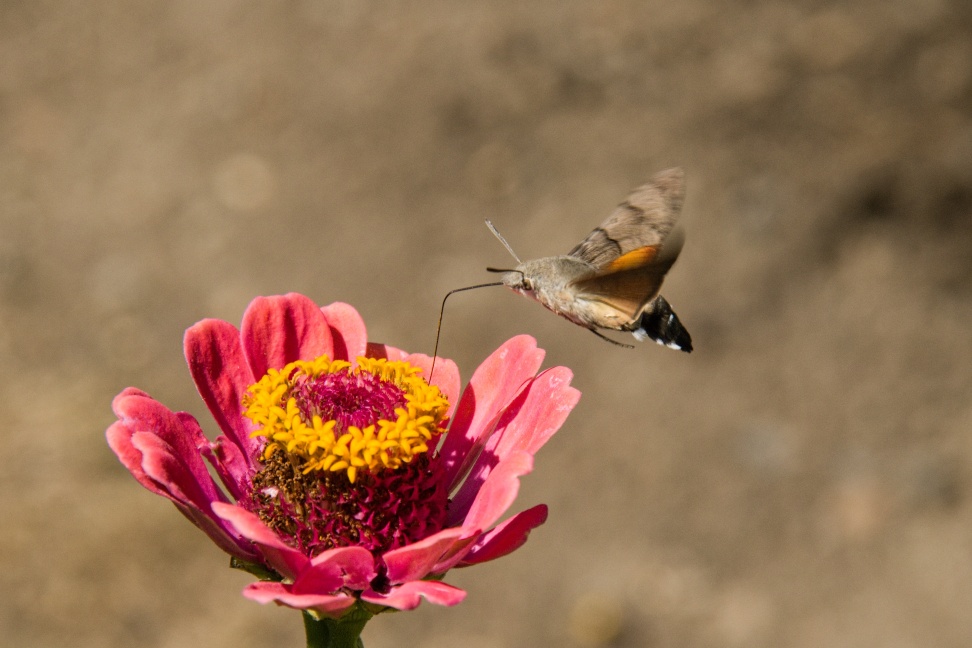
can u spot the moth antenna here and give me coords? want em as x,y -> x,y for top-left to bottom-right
430,281 -> 505,381
485,219 -> 522,264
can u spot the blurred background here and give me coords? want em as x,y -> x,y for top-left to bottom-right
3,1 -> 972,647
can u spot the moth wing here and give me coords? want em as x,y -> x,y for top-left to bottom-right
569,229 -> 685,322
571,268 -> 666,321
568,167 -> 685,269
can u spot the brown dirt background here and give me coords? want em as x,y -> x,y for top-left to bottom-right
3,2 -> 972,647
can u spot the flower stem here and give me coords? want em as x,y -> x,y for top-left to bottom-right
303,608 -> 372,648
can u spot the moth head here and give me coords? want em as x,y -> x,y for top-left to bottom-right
486,267 -> 532,293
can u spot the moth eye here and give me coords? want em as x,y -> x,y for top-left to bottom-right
521,278 -> 533,291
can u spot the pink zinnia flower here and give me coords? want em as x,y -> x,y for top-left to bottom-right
107,293 -> 579,621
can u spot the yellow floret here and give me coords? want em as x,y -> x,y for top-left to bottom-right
242,355 -> 449,483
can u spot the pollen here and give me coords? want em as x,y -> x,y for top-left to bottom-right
243,355 -> 449,483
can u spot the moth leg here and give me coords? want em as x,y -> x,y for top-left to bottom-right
589,328 -> 635,349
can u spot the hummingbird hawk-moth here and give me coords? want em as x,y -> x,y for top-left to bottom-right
430,168 -> 692,375
486,167 -> 692,352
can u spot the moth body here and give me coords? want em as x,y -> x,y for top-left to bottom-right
500,256 -> 601,329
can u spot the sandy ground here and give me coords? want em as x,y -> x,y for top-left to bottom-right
2,2 -> 972,647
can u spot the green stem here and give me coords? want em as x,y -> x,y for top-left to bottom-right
303,607 -> 372,648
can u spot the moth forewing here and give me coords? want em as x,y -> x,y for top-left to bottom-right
568,167 -> 685,269
653,223 -> 686,272
625,167 -> 685,223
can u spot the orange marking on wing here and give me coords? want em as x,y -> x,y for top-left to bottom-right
599,245 -> 658,274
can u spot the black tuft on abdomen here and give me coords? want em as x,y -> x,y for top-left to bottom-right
634,296 -> 692,353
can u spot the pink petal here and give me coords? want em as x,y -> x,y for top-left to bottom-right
303,546 -> 376,591
131,431 -> 223,511
198,433 -> 251,501
447,367 -> 579,521
458,451 -> 534,531
184,318 -> 260,465
320,302 -> 368,361
241,293 -> 334,377
380,527 -> 469,584
243,582 -> 358,618
430,531 -> 486,574
361,580 -> 466,610
439,336 -> 544,489
459,504 -> 548,567
491,367 -> 579,458
106,389 -> 158,494
109,389 -> 224,508
403,353 -> 461,417
213,503 -> 309,580
107,390 -> 258,560
288,564 -> 343,594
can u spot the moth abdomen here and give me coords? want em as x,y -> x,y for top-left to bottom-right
631,296 -> 692,352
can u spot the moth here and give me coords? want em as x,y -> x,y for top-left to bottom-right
486,167 -> 692,352
430,168 -> 692,376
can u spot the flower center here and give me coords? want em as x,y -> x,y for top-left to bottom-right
241,355 -> 451,557
243,356 -> 449,483
292,368 -> 407,432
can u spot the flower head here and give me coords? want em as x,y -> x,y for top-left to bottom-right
107,294 -> 579,618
